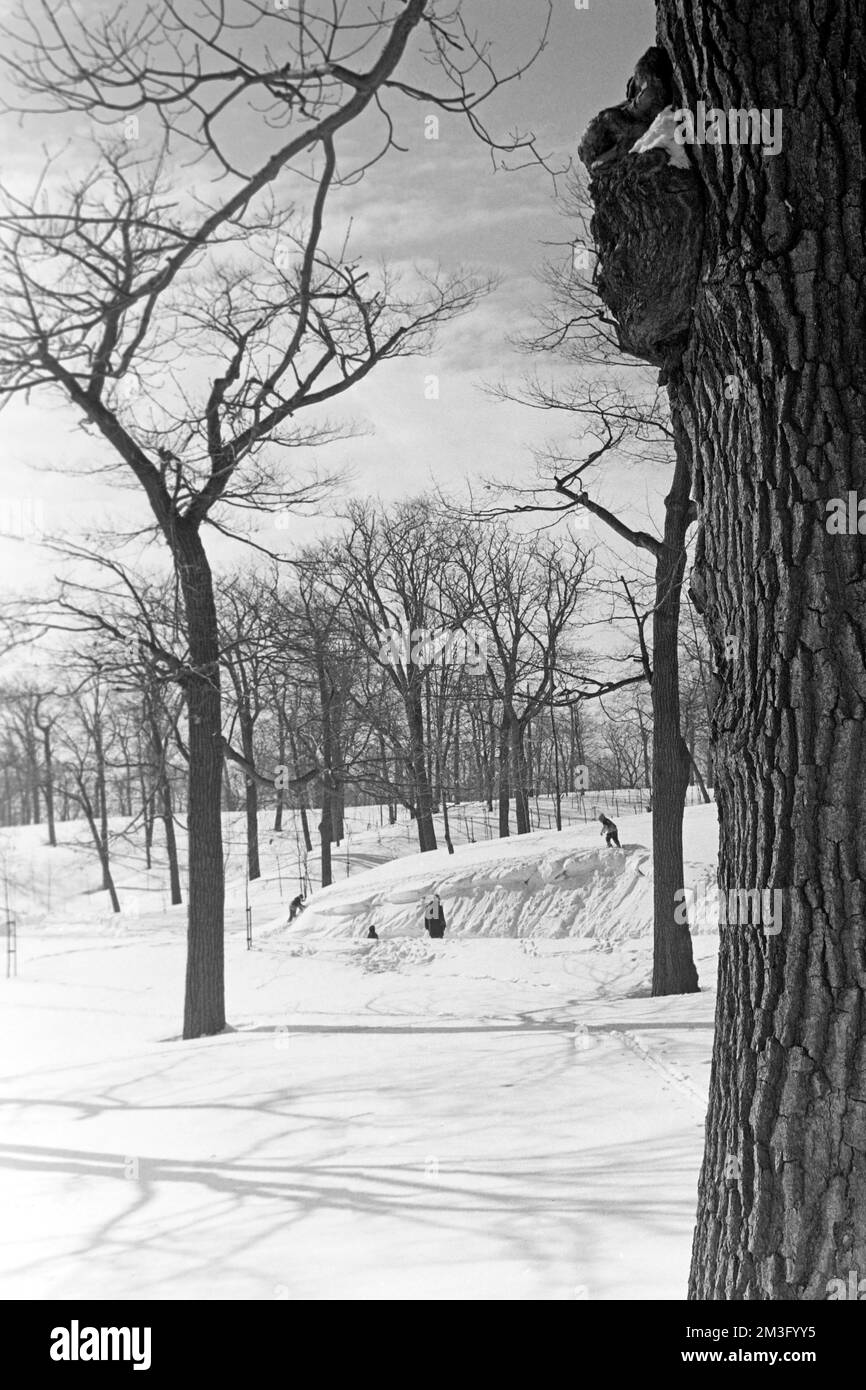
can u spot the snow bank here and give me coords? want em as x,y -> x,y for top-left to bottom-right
287,807 -> 720,944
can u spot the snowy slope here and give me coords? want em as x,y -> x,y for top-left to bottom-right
0,800 -> 721,1301
289,806 -> 720,943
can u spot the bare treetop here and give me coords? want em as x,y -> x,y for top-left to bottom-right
1,1 -> 552,177
0,1 -> 551,548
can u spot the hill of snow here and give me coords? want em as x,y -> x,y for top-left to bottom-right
291,808 -> 721,943
0,799 -> 721,1300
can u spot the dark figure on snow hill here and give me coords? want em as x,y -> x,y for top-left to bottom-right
424,892 -> 447,939
288,894 -> 306,922
367,925 -> 379,940
599,814 -> 621,849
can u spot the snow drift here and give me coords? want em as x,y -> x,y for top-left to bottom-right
287,817 -> 719,944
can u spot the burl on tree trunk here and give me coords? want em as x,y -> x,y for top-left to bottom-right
578,46 -> 703,373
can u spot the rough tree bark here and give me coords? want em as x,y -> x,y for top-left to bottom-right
664,0 -> 866,1299
583,5 -> 866,1297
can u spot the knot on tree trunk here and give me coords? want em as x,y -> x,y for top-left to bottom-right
578,47 -> 704,373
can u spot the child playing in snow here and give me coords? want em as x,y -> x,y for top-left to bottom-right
423,892 -> 447,939
599,814 -> 621,848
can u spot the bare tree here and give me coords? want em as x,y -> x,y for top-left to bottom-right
53,661 -> 122,913
329,499 -> 463,852
450,521 -> 588,836
0,1 -> 549,1036
486,170 -> 699,993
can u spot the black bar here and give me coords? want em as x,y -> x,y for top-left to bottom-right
7,1296 -> 861,1376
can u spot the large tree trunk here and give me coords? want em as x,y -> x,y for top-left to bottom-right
653,0 -> 866,1298
651,442 -> 700,996
177,526 -> 225,1040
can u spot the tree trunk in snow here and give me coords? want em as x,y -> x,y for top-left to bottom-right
147,710 -> 183,907
497,716 -> 511,838
239,710 -> 260,881
689,750 -> 711,805
93,720 -> 111,892
653,0 -> 866,1298
650,438 -> 699,997
273,714 -> 286,833
76,775 -> 120,914
407,689 -> 437,852
319,773 -> 333,889
315,656 -> 335,889
512,720 -> 531,835
176,526 -> 225,1040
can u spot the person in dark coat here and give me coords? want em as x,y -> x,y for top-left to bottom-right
424,892 -> 446,938
599,814 -> 621,848
367,925 -> 378,940
288,893 -> 306,921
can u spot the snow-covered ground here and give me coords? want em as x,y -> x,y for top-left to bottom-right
0,801 -> 720,1300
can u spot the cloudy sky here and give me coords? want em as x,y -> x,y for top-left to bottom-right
0,0 -> 663,607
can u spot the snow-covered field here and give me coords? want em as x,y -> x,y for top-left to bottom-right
0,801 -> 720,1300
